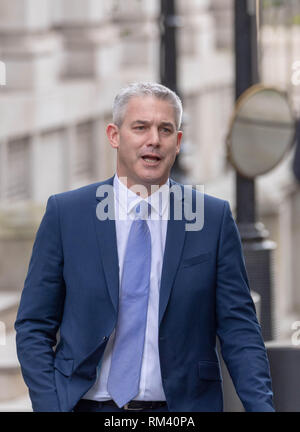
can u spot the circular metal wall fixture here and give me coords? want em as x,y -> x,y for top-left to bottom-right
226,84 -> 296,178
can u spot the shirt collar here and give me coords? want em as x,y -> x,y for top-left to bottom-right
113,174 -> 169,218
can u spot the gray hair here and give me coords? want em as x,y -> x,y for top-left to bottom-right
112,82 -> 183,130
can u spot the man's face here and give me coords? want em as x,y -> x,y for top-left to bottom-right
107,96 -> 183,193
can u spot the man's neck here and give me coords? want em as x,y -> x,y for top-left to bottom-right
116,174 -> 169,198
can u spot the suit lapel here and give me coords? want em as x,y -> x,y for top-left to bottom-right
94,176 -> 119,314
159,180 -> 186,325
93,176 -> 187,324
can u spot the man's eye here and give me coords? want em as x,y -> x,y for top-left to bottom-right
161,128 -> 171,133
134,126 -> 145,130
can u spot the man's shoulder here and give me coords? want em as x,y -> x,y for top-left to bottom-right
170,179 -> 228,210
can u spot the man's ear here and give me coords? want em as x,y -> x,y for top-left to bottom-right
106,123 -> 120,149
176,130 -> 183,155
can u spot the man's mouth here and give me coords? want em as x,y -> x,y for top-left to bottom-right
141,155 -> 161,164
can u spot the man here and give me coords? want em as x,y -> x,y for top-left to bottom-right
15,82 -> 274,412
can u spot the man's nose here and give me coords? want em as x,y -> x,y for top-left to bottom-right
147,127 -> 160,146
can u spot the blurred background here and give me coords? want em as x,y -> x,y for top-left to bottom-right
0,0 -> 300,412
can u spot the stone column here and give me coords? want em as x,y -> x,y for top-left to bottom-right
210,0 -> 233,50
112,0 -> 160,79
55,0 -> 120,81
0,0 -> 62,90
175,0 -> 234,186
0,140 -> 8,202
177,0 -> 216,58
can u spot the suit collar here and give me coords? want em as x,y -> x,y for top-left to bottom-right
95,175 -> 115,201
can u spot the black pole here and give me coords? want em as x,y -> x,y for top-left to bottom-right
160,0 -> 178,94
235,0 -> 258,231
235,0 -> 259,98
160,0 -> 187,182
234,0 -> 276,341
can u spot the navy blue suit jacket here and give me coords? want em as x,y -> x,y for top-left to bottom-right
15,176 -> 274,412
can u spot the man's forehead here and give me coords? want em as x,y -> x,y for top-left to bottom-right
124,95 -> 176,122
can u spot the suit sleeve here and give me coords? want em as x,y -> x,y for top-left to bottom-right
15,195 -> 65,412
216,201 -> 275,412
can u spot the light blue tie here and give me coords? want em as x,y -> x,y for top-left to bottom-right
107,201 -> 152,408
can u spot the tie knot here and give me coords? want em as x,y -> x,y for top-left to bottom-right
134,201 -> 151,220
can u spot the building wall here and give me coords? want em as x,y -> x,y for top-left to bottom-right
0,0 -> 234,292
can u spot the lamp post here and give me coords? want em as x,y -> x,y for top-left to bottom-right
234,0 -> 276,341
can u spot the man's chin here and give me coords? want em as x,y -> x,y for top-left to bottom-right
140,174 -> 167,188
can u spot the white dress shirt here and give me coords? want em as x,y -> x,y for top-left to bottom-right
83,174 -> 169,401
